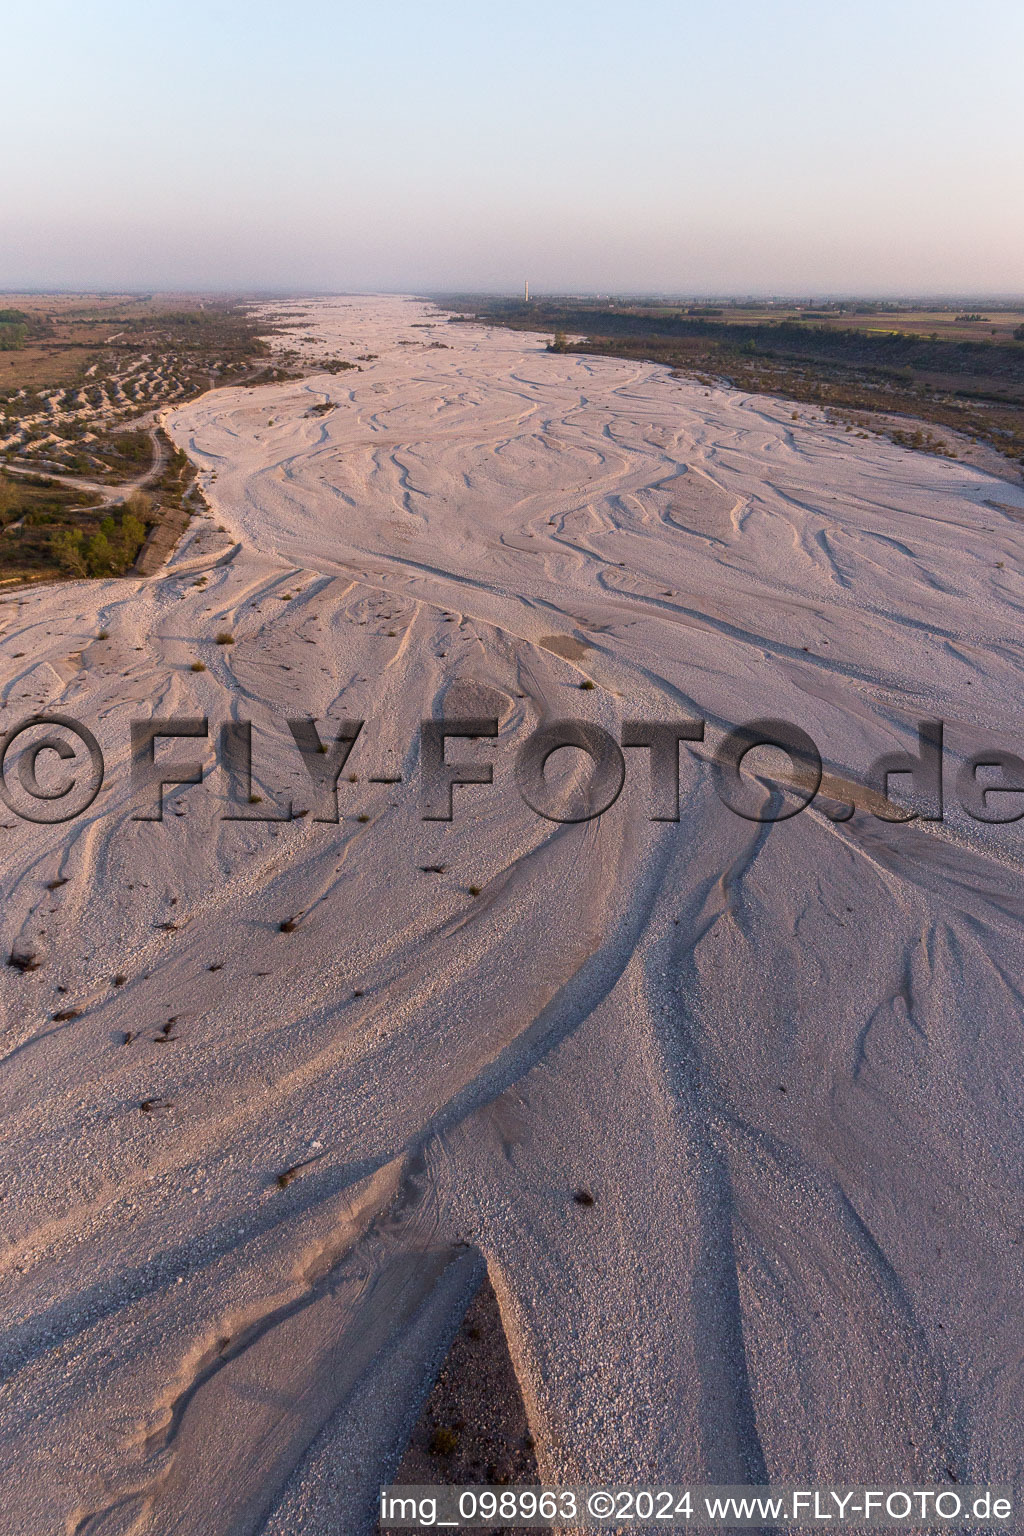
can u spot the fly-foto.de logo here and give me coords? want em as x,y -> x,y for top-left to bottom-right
0,712 -> 1021,827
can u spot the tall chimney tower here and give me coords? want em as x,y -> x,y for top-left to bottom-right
524,280 -> 529,302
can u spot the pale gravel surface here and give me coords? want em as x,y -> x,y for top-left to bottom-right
1,296 -> 1023,1534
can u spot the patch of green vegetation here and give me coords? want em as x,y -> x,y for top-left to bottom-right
49,496 -> 150,578
0,322 -> 27,351
0,307 -> 50,353
4,423 -> 205,584
0,468 -> 151,582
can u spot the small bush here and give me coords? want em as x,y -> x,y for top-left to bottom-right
215,631 -> 234,645
50,529 -> 87,577
84,530 -> 114,575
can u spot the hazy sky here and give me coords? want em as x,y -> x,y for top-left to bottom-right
3,0 -> 1021,295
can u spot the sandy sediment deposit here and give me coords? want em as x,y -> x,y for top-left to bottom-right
2,296 -> 1024,1534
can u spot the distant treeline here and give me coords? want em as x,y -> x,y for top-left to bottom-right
459,301 -> 1024,392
